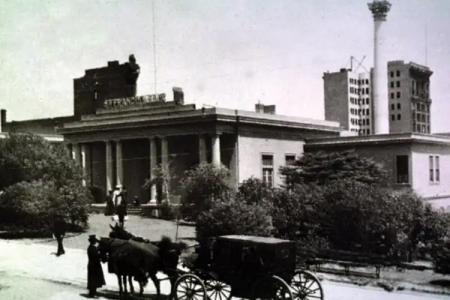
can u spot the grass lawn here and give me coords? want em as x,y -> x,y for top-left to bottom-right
17,212 -> 196,251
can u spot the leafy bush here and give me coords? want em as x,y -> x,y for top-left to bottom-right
236,177 -> 274,205
280,150 -> 388,187
0,134 -> 91,231
271,184 -> 323,241
180,164 -> 231,221
196,198 -> 273,241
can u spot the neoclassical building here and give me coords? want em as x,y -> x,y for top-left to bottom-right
57,56 -> 340,202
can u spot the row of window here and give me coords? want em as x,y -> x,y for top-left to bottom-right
350,97 -> 370,105
390,81 -> 401,88
390,92 -> 401,99
349,87 -> 370,95
396,155 -> 440,184
351,118 -> 370,126
389,70 -> 401,78
414,113 -> 428,123
391,114 -> 402,121
391,103 -> 401,110
350,128 -> 371,135
261,154 -> 296,188
349,78 -> 370,85
350,108 -> 370,116
416,103 -> 429,112
414,124 -> 430,133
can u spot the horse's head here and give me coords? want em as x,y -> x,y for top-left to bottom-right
109,224 -> 133,240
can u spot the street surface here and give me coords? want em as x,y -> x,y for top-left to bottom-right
1,240 -> 449,299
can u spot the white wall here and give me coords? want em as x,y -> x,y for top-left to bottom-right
237,135 -> 304,187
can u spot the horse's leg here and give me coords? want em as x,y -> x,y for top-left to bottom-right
117,274 -> 123,294
122,275 -> 128,294
149,273 -> 160,298
139,281 -> 144,296
128,276 -> 135,294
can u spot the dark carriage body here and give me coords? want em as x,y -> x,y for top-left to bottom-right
174,235 -> 323,300
199,235 -> 296,298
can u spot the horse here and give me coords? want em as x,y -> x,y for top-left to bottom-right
98,237 -> 152,295
109,223 -> 187,285
99,235 -> 186,298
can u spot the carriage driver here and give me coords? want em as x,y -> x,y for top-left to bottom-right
87,235 -> 105,298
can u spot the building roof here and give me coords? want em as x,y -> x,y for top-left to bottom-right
58,101 -> 341,135
306,132 -> 450,148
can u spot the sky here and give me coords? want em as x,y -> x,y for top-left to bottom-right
0,0 -> 449,132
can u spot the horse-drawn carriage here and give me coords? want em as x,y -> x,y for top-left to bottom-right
173,235 -> 324,300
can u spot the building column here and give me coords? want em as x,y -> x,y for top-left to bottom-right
80,144 -> 88,187
161,136 -> 169,202
72,143 -> 81,163
198,134 -> 207,164
211,134 -> 221,167
105,141 -> 113,193
149,137 -> 157,203
115,140 -> 123,188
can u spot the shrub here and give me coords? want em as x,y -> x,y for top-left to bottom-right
196,198 -> 273,241
271,184 -> 323,241
236,177 -> 274,205
160,200 -> 178,220
180,164 -> 231,221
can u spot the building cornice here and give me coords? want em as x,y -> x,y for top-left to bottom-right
306,133 -> 450,148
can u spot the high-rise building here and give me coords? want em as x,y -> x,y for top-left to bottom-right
388,61 -> 433,134
324,60 -> 433,135
323,69 -> 372,135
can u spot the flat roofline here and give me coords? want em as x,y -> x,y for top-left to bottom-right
306,133 -> 450,147
59,105 -> 341,133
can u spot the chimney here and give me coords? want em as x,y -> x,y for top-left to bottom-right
173,87 -> 184,105
368,0 -> 392,134
0,109 -> 6,132
255,103 -> 276,114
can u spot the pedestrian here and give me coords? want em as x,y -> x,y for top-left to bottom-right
52,216 -> 66,256
117,187 -> 128,228
105,190 -> 114,216
87,235 -> 105,298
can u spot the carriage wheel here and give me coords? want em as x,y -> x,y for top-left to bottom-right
251,275 -> 293,300
290,270 -> 324,300
205,280 -> 232,300
172,274 -> 207,300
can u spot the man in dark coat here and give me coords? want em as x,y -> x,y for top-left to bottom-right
117,187 -> 128,228
87,235 -> 105,297
53,217 -> 66,256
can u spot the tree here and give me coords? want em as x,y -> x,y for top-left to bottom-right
196,198 -> 273,241
180,163 -> 231,221
0,134 -> 91,231
280,150 -> 388,187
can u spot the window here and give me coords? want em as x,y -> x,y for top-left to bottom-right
390,71 -> 394,78
397,103 -> 401,110
391,104 -> 395,110
391,114 -> 395,121
396,155 -> 409,183
285,154 -> 296,166
397,92 -> 401,98
367,119 -> 370,125
390,82 -> 394,88
262,154 -> 274,188
391,93 -> 395,99
429,156 -> 434,182
366,88 -> 369,94
396,70 -> 400,77
366,109 -> 370,115
396,81 -> 400,88
397,114 -> 401,120
429,156 -> 440,183
367,129 -> 370,134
